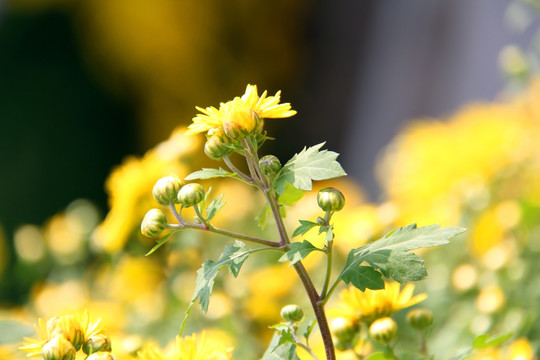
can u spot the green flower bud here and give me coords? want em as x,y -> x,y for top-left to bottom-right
177,183 -> 205,207
41,334 -> 76,360
86,352 -> 115,360
369,317 -> 397,344
152,175 -> 184,205
204,129 -> 234,160
333,338 -> 349,352
141,209 -> 168,237
406,309 -> 434,330
83,333 -> 112,355
330,317 -> 358,342
280,304 -> 304,322
259,155 -> 281,177
317,187 -> 345,212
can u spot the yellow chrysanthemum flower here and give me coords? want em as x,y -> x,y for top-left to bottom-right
187,84 -> 297,136
137,332 -> 232,360
329,281 -> 427,324
20,311 -> 101,357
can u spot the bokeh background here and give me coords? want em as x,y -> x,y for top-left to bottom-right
2,0 -> 540,359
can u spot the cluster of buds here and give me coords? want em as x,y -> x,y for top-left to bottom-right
22,313 -> 113,360
141,175 -> 207,237
330,317 -> 359,351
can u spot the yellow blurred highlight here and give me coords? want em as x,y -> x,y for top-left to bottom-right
14,224 -> 46,263
476,285 -> 506,314
33,280 -> 89,320
451,263 -> 478,292
508,338 -> 536,360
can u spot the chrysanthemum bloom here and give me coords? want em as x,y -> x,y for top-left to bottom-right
20,311 -> 102,358
329,281 -> 427,324
187,84 -> 296,137
137,332 -> 231,360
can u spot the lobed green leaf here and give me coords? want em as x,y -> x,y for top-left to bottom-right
337,224 -> 465,291
192,241 -> 251,312
184,168 -> 237,181
145,230 -> 181,256
292,220 -> 317,238
274,143 -> 347,195
205,193 -> 226,221
279,240 -> 322,266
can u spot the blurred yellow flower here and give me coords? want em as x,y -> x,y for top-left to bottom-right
137,332 -> 231,360
330,281 -> 427,324
93,127 -> 200,253
508,338 -> 536,360
187,84 -> 296,135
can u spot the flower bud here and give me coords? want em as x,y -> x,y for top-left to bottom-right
330,317 -> 358,342
317,187 -> 345,212
280,304 -> 304,322
48,315 -> 84,351
259,155 -> 281,177
334,338 -> 349,352
177,183 -> 205,207
406,309 -> 433,330
152,175 -> 183,205
41,334 -> 76,360
141,209 -> 168,237
369,317 -> 397,344
204,132 -> 234,160
223,101 -> 261,139
83,333 -> 112,355
86,352 -> 115,360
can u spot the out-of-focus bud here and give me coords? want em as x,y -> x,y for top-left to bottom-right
330,317 -> 358,342
41,334 -> 76,360
280,304 -> 304,322
369,317 -> 397,344
204,131 -> 234,160
177,183 -> 205,207
499,45 -> 528,78
317,187 -> 345,212
259,155 -> 281,177
48,316 -> 84,351
334,338 -> 349,352
86,352 -> 115,360
152,175 -> 183,205
407,309 -> 434,330
141,209 -> 168,237
83,333 -> 112,355
223,102 -> 261,139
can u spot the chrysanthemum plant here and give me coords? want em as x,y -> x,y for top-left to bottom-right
140,85 -> 466,360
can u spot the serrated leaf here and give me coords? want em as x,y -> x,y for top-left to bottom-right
278,183 -> 304,206
338,224 -> 465,290
145,230 -> 181,256
184,168 -> 237,180
340,265 -> 384,291
292,220 -> 317,238
256,205 -> 272,229
303,320 -> 317,345
279,240 -> 321,266
0,321 -> 34,344
205,194 -> 225,221
262,332 -> 301,360
192,241 -> 250,312
274,143 -> 346,195
473,332 -> 513,350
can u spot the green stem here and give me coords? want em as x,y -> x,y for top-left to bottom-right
185,222 -> 282,248
223,154 -> 253,183
296,342 -> 321,360
320,238 -> 333,299
321,278 -> 342,306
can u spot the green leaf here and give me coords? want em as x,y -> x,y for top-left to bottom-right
256,205 -> 272,229
292,220 -> 317,238
262,331 -> 301,360
192,241 -> 251,312
365,352 -> 396,360
205,194 -> 226,221
340,264 -> 384,291
0,321 -> 34,344
184,168 -> 237,181
278,183 -> 304,206
274,143 -> 347,195
145,230 -> 181,256
279,240 -> 322,266
473,332 -> 513,350
338,224 -> 465,290
302,320 -> 317,346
